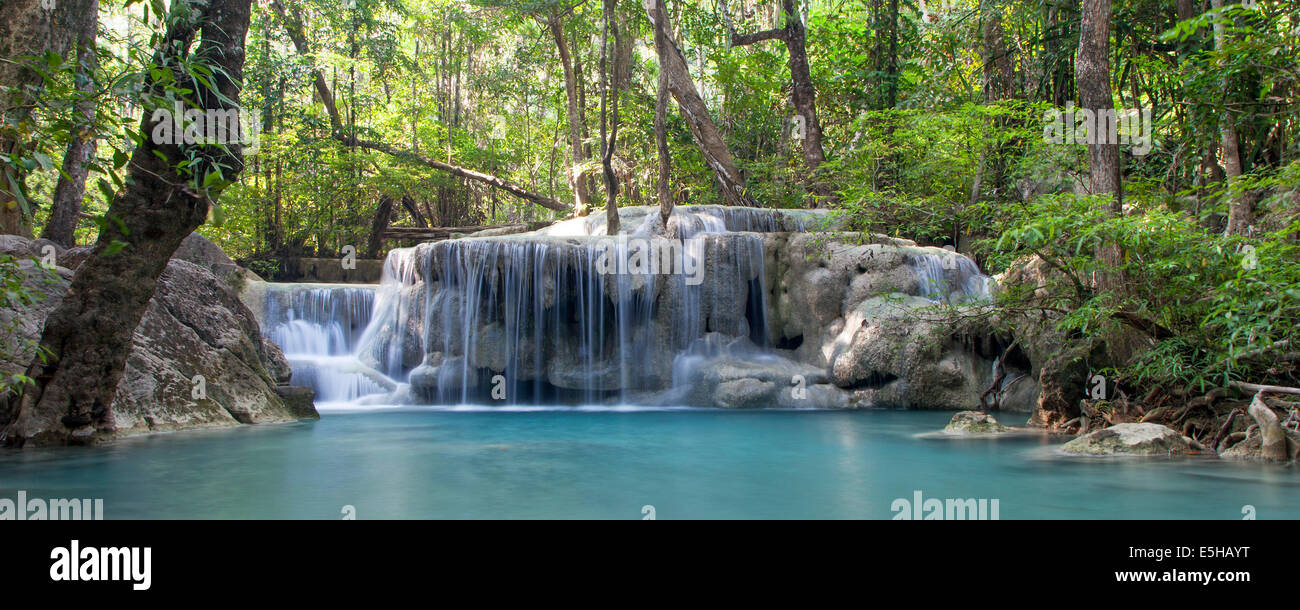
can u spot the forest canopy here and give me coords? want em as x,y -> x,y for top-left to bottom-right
2,0 -> 1299,405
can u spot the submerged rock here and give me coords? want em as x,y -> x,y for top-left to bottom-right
1061,423 -> 1195,456
945,411 -> 1010,434
713,378 -> 778,409
274,385 -> 319,420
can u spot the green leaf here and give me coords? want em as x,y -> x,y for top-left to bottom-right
32,152 -> 53,171
102,239 -> 129,256
96,178 -> 116,203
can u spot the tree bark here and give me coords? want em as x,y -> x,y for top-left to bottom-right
1077,0 -> 1121,207
653,3 -> 673,226
885,0 -> 899,108
400,195 -> 428,228
2,0 -> 254,447
1210,0 -> 1252,235
723,0 -> 828,203
644,0 -> 752,206
0,0 -> 98,235
982,3 -> 1015,103
599,0 -> 621,235
42,0 -> 100,247
366,195 -> 395,258
1077,0 -> 1142,367
547,15 -> 594,216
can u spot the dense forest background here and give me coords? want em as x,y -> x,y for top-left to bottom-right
3,0 -> 1299,415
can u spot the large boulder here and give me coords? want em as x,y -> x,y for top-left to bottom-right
672,335 -> 845,409
758,231 -> 1033,411
0,234 -> 315,438
171,232 -> 263,289
1060,423 -> 1196,456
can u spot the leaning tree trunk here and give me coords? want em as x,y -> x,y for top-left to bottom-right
268,0 -> 567,213
366,195 -> 396,258
2,0 -> 254,447
644,0 -> 752,206
42,0 -> 101,247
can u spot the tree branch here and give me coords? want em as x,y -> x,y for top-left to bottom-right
732,28 -> 786,46
340,135 -> 569,212
269,0 -> 566,213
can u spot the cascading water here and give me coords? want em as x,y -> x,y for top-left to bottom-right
257,205 -> 993,409
260,283 -> 396,404
911,250 -> 994,303
395,206 -> 782,406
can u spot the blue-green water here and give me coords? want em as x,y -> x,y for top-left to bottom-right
2,408 -> 1297,519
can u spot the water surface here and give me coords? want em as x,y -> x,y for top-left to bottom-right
2,409 -> 1295,519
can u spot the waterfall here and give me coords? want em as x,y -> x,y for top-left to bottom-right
256,205 -> 993,409
260,283 -> 396,404
409,229 -> 769,405
911,250 -> 993,303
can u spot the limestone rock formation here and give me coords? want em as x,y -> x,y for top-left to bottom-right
1,234 -> 315,439
945,411 -> 1011,434
1061,423 -> 1196,456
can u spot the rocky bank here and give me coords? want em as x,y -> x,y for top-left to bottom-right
1,233 -> 317,441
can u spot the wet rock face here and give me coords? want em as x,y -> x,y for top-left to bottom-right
251,206 -> 1022,412
1,234 -> 316,437
762,232 -> 1031,412
1060,423 -> 1195,456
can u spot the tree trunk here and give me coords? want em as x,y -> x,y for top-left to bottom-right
1210,0 -> 1252,235
42,0 -> 100,247
723,0 -> 828,203
886,0 -> 899,108
1077,0 -> 1121,207
653,4 -> 673,226
548,15 -> 594,216
2,0 -> 254,447
982,3 -> 1015,102
599,0 -> 621,235
397,196 -> 425,228
0,0 -> 98,235
781,1 -> 825,172
367,195 -> 395,258
644,0 -> 751,206
267,0 -> 341,132
1077,0 -> 1141,366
